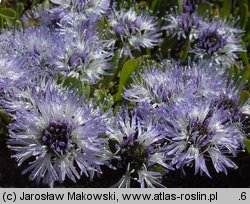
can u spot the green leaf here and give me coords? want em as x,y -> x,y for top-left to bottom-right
150,0 -> 178,15
15,19 -> 24,30
220,0 -> 232,18
43,0 -> 51,9
180,34 -> 190,60
94,89 -> 114,111
236,0 -> 248,6
0,16 -> 4,28
115,59 -> 139,101
228,64 -> 240,82
149,0 -> 160,13
239,4 -> 248,29
197,2 -> 213,17
0,110 -> 12,124
178,0 -> 183,13
239,51 -> 249,66
244,138 -> 250,154
0,8 -> 16,19
241,66 -> 250,82
16,3 -> 25,19
148,165 -> 166,174
239,90 -> 250,105
239,41 -> 249,65
60,76 -> 90,97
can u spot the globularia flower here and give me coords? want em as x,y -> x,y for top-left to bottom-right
164,12 -> 201,41
8,83 -> 110,187
210,83 -> 243,123
106,109 -> 173,188
124,61 -> 225,107
12,27 -> 62,75
210,83 -> 250,137
123,62 -> 186,107
193,20 -> 243,67
108,8 -> 162,56
50,0 -> 110,18
56,32 -> 113,84
162,101 -> 243,176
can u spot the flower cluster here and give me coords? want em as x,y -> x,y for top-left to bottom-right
124,60 -> 246,177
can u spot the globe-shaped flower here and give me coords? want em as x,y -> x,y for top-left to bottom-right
123,62 -> 186,107
164,11 -> 201,41
12,27 -> 62,76
193,20 -> 243,67
106,108 -> 173,188
8,83 -> 110,187
55,32 -> 113,84
211,83 -> 250,138
50,0 -> 110,19
108,8 -> 162,56
162,101 -> 243,176
124,61 -> 225,107
49,0 -> 110,27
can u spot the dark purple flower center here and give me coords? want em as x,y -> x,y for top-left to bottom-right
188,122 -> 210,148
198,29 -> 227,54
117,139 -> 148,170
216,98 -> 238,113
191,123 -> 208,137
41,120 -> 72,156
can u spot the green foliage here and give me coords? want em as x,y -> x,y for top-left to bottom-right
180,34 -> 190,60
239,90 -> 250,105
0,110 -> 11,140
197,2 -> 213,17
220,0 -> 232,18
0,7 -> 16,19
115,59 -> 139,102
244,138 -> 250,154
148,0 -> 178,15
239,3 -> 248,29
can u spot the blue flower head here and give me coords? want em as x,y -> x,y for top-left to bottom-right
108,8 -> 162,56
7,82 -> 111,187
124,60 -> 225,107
162,101 -> 243,177
193,19 -> 244,67
164,11 -> 201,41
55,30 -> 113,84
12,27 -> 63,76
106,108 -> 173,188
